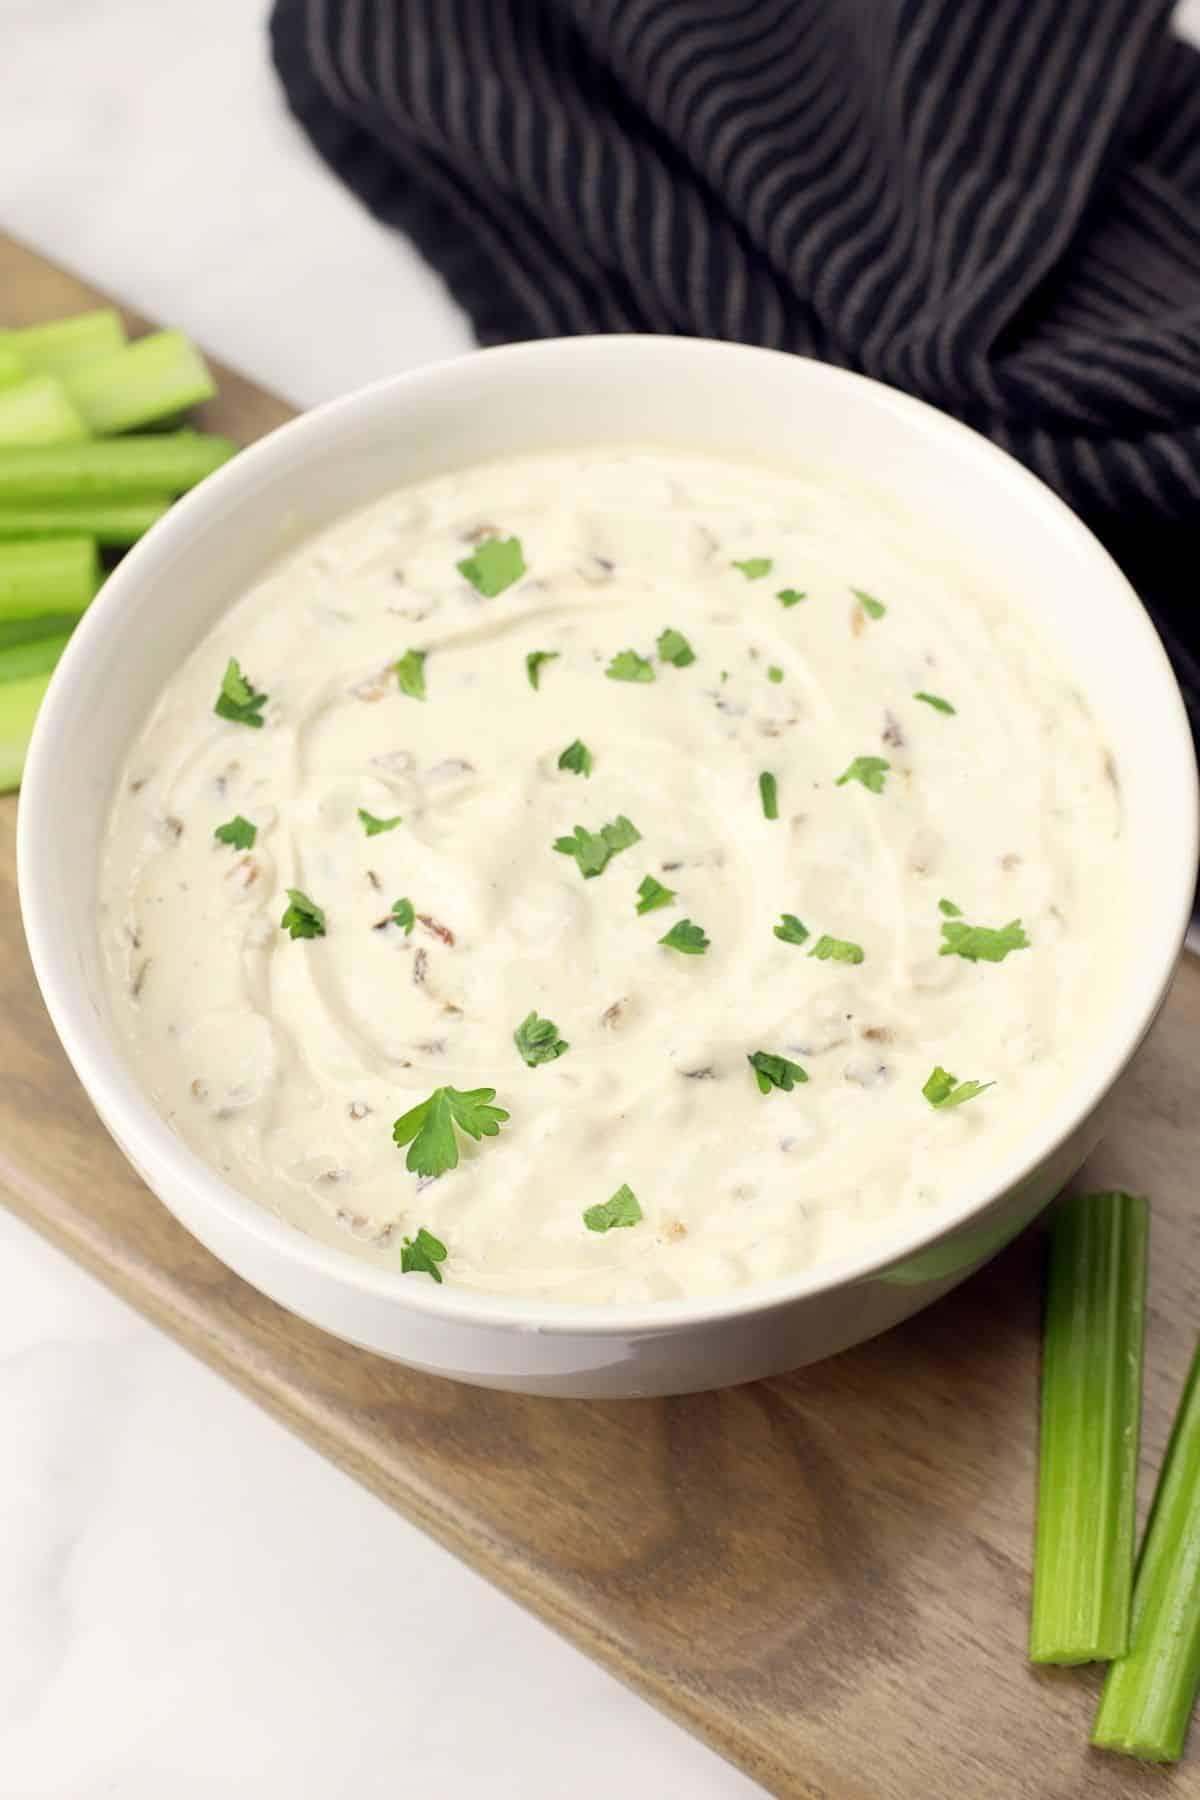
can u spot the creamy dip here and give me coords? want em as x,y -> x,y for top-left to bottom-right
98,447 -> 1127,1304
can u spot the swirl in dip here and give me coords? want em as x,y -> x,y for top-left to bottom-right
98,447 -> 1127,1303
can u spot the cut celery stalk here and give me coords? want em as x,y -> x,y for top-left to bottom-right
0,344 -> 26,391
0,376 -> 90,447
0,496 -> 170,547
65,330 -> 216,434
1030,1191 -> 1147,1664
0,613 -> 80,652
0,632 -> 71,684
0,431 -> 235,501
0,667 -> 54,790
1093,1342 -> 1200,1762
0,538 -> 99,622
0,309 -> 125,376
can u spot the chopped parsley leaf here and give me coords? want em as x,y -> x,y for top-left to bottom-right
606,648 -> 655,683
214,657 -> 267,728
759,770 -> 779,820
214,814 -> 256,850
923,1066 -> 994,1109
583,1183 -> 643,1233
808,933 -> 864,964
914,691 -> 956,715
939,897 -> 963,917
552,814 -> 641,878
557,738 -> 592,777
767,665 -> 784,683
390,897 -> 415,933
732,557 -> 773,581
392,1085 -> 510,1177
939,916 -> 1030,963
526,649 -> 559,690
836,754 -> 890,794
457,534 -> 525,597
776,589 -> 806,608
659,917 -> 709,955
774,913 -> 810,946
281,888 -> 326,940
514,1010 -> 569,1068
395,648 -> 426,700
852,588 -> 886,620
657,627 -> 696,668
635,874 -> 676,915
400,1226 -> 448,1282
358,807 -> 402,837
748,1050 -> 809,1094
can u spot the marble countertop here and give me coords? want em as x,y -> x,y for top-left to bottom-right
1,3 -> 757,1793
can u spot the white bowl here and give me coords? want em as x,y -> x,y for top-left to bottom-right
18,338 -> 1199,1397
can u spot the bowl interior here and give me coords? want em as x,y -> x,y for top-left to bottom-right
18,337 -> 1198,1327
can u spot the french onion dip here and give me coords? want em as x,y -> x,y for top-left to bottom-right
98,447 -> 1127,1303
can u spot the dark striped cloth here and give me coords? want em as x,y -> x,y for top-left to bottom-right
270,0 -> 1200,726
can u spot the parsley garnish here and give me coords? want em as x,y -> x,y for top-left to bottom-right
635,874 -> 676,915
214,657 -> 267,728
748,1051 -> 809,1094
214,814 -> 256,850
939,917 -> 1030,963
552,815 -> 641,878
776,588 -> 806,608
732,557 -> 772,580
808,934 -> 864,964
836,755 -> 890,794
557,738 -> 592,777
939,898 -> 963,917
659,917 -> 709,955
606,648 -> 654,683
759,771 -> 779,820
392,1086 -> 510,1177
358,808 -> 402,837
400,1226 -> 448,1282
395,648 -> 426,700
390,897 -> 415,933
923,1066 -> 994,1109
457,534 -> 525,597
583,1183 -> 643,1233
281,888 -> 326,940
852,588 -> 886,619
774,913 -> 810,946
514,1011 -> 569,1068
657,627 -> 696,668
767,665 -> 783,683
526,649 -> 559,690
914,691 -> 955,715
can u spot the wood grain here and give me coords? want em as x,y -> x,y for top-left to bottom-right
3,231 -> 1199,1799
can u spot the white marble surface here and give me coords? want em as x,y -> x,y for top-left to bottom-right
1,3 -> 759,1794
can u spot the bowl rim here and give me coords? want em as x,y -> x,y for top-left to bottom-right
17,335 -> 1199,1337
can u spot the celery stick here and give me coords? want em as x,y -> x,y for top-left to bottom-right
0,667 -> 54,790
0,496 -> 170,547
0,632 -> 71,684
65,330 -> 216,434
0,539 -> 99,622
1093,1342 -> 1200,1762
0,309 -> 125,376
0,376 -> 89,447
0,431 -> 235,501
1030,1191 -> 1147,1664
0,613 -> 80,651
0,345 -> 26,391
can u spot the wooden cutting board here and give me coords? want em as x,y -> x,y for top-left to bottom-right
3,231 -> 1199,1800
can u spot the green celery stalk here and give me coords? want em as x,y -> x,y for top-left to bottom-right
0,431 -> 235,500
0,496 -> 171,547
1093,1342 -> 1200,1762
0,344 -> 26,391
64,330 -> 216,434
1030,1190 -> 1148,1664
0,538 -> 99,622
0,632 -> 71,684
0,667 -> 54,790
0,309 -> 125,376
0,375 -> 89,446
0,613 -> 80,651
